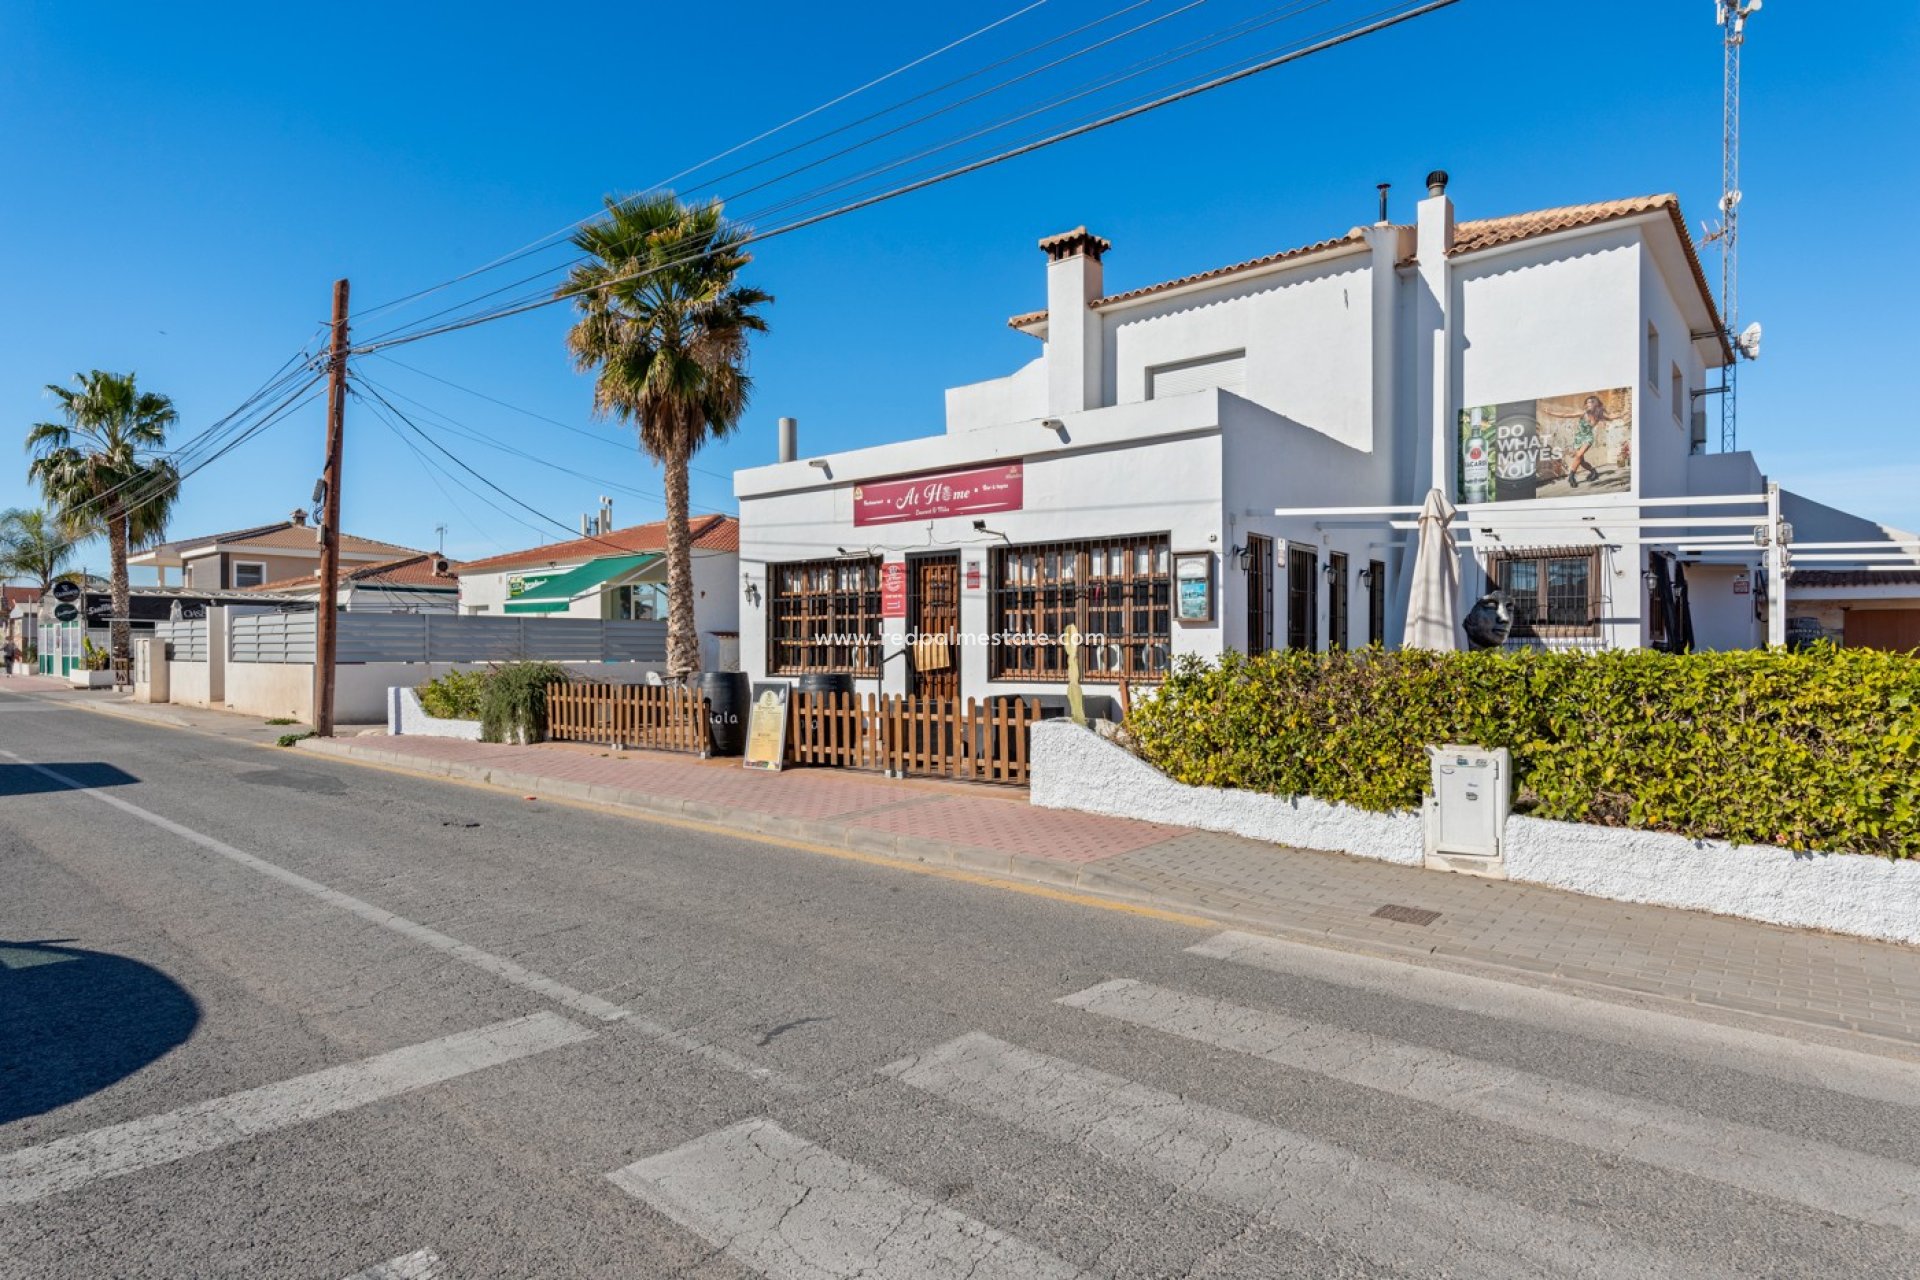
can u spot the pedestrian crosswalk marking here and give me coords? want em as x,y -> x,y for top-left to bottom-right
0,1013 -> 592,1207
883,1031 -> 1726,1279
1189,930 -> 1920,1108
1063,977 -> 1920,1233
344,1248 -> 446,1280
607,1119 -> 1088,1280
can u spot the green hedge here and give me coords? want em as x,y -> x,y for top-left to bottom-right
1126,646 -> 1920,858
417,669 -> 488,720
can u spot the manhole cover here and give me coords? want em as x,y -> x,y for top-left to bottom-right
1372,903 -> 1441,927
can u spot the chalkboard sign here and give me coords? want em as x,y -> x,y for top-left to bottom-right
742,682 -> 791,772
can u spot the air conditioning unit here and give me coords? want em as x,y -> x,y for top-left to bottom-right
1422,744 -> 1510,879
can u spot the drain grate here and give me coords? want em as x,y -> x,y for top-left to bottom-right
1372,903 -> 1442,927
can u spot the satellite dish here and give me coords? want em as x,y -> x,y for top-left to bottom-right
1737,321 -> 1762,361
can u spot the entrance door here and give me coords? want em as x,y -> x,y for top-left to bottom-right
1244,534 -> 1273,653
909,554 -> 961,699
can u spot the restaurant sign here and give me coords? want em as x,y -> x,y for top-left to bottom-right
852,463 -> 1023,527
880,562 -> 907,617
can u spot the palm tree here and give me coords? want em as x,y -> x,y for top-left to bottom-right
560,193 -> 771,677
27,371 -> 181,661
0,507 -> 77,590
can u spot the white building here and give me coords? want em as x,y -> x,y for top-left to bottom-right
455,514 -> 742,671
735,174 -> 1919,702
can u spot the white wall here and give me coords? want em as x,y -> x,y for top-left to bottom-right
945,357 -> 1046,433
223,658 -> 669,725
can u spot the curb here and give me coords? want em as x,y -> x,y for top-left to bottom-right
294,737 -> 1920,1056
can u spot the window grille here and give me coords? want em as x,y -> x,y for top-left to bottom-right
1488,547 -> 1602,641
990,535 -> 1171,682
767,556 -> 883,675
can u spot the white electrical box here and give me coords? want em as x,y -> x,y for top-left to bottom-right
1422,744 -> 1510,878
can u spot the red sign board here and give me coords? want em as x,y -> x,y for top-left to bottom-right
964,559 -> 982,591
880,562 -> 907,617
853,463 -> 1023,527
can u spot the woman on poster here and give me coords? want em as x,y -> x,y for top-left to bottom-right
1565,394 -> 1608,489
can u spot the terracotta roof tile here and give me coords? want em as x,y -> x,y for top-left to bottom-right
1787,569 -> 1920,589
454,514 -> 738,575
246,553 -> 461,595
1008,231 -> 1365,331
138,520 -> 427,560
1005,195 -> 1727,359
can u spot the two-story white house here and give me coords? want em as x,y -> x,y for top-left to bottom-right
734,172 -> 1918,702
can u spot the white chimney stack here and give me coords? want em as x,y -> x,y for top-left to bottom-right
1039,227 -> 1110,417
778,416 -> 798,464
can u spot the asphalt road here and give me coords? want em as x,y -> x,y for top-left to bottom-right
3,690 -> 1919,1279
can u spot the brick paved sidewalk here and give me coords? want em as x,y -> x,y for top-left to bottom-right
302,733 -> 1920,1053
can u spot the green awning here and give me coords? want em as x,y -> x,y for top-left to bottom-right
504,553 -> 659,614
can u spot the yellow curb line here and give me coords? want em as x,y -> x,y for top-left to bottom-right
306,744 -> 1221,931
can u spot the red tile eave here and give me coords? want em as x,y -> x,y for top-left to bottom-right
454,514 -> 739,575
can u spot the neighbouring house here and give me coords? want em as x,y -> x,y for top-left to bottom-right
1781,569 -> 1920,651
454,513 -> 742,670
734,171 -> 1920,702
129,508 -> 429,590
3,585 -> 43,656
244,552 -> 461,614
35,585 -> 308,676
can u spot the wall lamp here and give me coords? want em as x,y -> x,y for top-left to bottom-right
1356,565 -> 1374,587
1323,562 -> 1340,585
1229,543 -> 1253,572
807,458 -> 832,479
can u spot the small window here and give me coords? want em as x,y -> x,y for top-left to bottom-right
231,561 -> 267,589
1671,363 -> 1685,423
1646,324 -> 1661,389
1488,548 -> 1601,641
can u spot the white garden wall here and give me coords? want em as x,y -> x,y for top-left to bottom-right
1030,720 -> 1920,946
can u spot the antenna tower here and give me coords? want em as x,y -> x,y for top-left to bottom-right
1710,1 -> 1760,452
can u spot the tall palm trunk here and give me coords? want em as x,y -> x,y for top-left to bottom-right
107,509 -> 130,662
663,438 -> 700,679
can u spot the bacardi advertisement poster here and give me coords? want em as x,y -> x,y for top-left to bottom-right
1458,388 -> 1633,504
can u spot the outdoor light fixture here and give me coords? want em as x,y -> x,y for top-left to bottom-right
1323,562 -> 1339,584
1230,543 -> 1252,572
1040,417 -> 1065,433
745,582 -> 761,607
1357,566 -> 1373,587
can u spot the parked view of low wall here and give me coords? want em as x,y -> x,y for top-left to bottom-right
1031,720 -> 1920,946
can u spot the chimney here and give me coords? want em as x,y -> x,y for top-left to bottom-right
1039,226 -> 1110,416
1417,167 -> 1454,260
598,496 -> 614,536
580,513 -> 592,537
778,416 -> 798,463
289,507 -> 308,527
1375,182 -> 1391,226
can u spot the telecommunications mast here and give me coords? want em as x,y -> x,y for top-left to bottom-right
1706,0 -> 1763,452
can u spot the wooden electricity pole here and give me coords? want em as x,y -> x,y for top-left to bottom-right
313,278 -> 350,737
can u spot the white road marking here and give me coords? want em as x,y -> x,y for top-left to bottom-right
1064,978 -> 1920,1233
608,1119 -> 1087,1280
344,1248 -> 447,1280
0,748 -> 801,1091
882,1032 -> 1723,1280
0,1012 -> 591,1207
1189,930 -> 1920,1107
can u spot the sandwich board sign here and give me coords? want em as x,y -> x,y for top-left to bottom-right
742,682 -> 790,772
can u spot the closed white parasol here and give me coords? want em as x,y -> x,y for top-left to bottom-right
1401,488 -> 1461,651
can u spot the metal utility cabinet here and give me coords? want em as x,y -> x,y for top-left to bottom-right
1422,744 -> 1511,879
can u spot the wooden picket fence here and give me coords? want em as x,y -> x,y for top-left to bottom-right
789,692 -> 1041,785
545,682 -> 710,754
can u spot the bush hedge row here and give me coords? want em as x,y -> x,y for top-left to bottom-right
1125,646 -> 1920,858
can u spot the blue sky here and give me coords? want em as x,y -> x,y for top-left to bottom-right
4,0 -> 1915,578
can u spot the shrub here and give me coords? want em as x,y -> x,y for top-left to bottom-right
479,662 -> 570,744
417,668 -> 488,720
1126,645 -> 1920,858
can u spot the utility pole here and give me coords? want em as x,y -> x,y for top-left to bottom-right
313,278 -> 350,737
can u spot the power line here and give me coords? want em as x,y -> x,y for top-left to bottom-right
345,2 -> 1052,326
356,0 -> 1461,354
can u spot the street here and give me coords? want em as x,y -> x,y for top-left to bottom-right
4,693 -> 1919,1278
